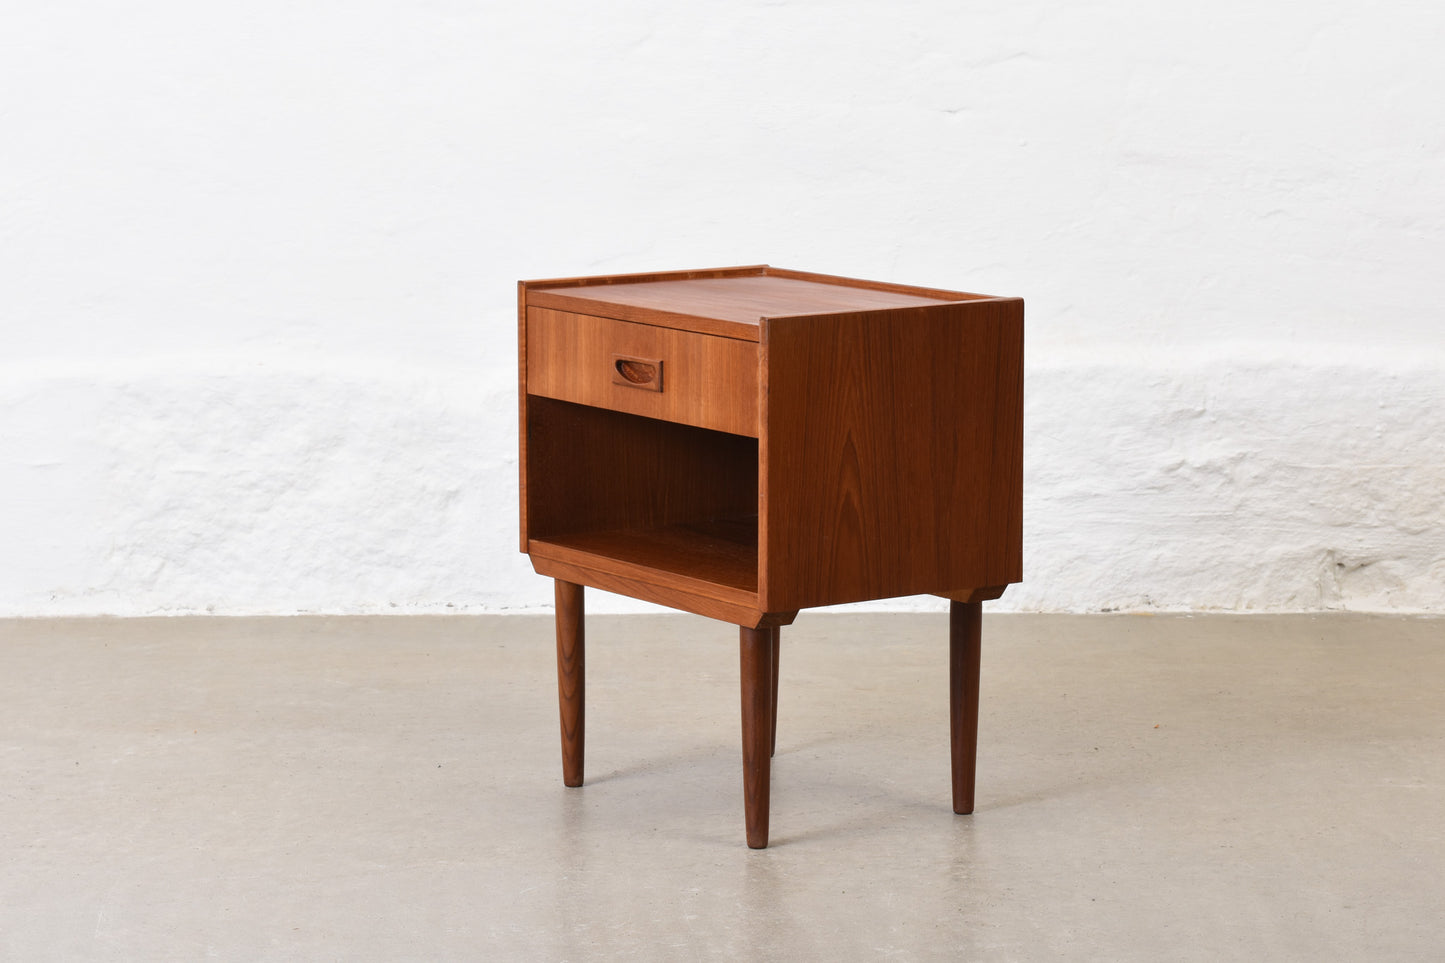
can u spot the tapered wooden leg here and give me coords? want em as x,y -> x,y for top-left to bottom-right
769,626 -> 780,757
740,625 -> 775,848
555,580 -> 584,788
950,600 -> 982,814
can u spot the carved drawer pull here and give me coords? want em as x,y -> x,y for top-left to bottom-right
612,355 -> 663,392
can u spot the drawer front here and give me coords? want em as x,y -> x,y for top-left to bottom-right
526,307 -> 758,436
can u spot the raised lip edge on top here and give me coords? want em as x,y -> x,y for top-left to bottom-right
518,265 -> 1010,342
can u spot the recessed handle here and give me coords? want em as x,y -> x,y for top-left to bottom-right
611,354 -> 664,392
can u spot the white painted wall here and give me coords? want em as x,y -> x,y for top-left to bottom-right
3,1 -> 1442,615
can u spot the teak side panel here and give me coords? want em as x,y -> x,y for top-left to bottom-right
523,397 -> 758,544
759,300 -> 1023,611
527,307 -> 759,437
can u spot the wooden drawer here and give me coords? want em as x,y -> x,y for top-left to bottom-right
526,307 -> 758,436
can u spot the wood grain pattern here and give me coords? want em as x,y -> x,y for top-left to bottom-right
950,600 -> 982,815
523,266 -> 769,342
532,517 -> 757,596
523,264 -> 768,292
529,273 -> 980,342
555,579 -> 585,788
740,625 -> 775,848
526,290 -> 759,341
611,355 -> 663,391
529,552 -> 798,630
545,274 -> 963,325
527,308 -> 758,436
759,298 -> 1024,611
522,397 -> 757,545
762,265 -> 990,302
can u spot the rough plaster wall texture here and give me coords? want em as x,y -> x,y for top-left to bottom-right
0,359 -> 530,616
4,349 -> 1442,616
2,1 -> 1444,614
1018,346 -> 1445,614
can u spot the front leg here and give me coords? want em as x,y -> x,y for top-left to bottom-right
555,580 -> 585,788
739,625 -> 775,848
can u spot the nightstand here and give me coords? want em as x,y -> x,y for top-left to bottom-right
518,265 -> 1022,848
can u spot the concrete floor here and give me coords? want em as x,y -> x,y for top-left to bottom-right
1,613 -> 1442,960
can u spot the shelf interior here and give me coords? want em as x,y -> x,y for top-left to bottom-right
530,515 -> 758,595
524,397 -> 760,599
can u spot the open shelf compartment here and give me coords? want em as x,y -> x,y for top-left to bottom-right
522,397 -> 760,612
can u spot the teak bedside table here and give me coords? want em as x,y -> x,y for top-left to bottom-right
518,265 -> 1022,848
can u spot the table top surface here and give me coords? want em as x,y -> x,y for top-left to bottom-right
547,274 -> 960,325
523,266 -> 998,336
